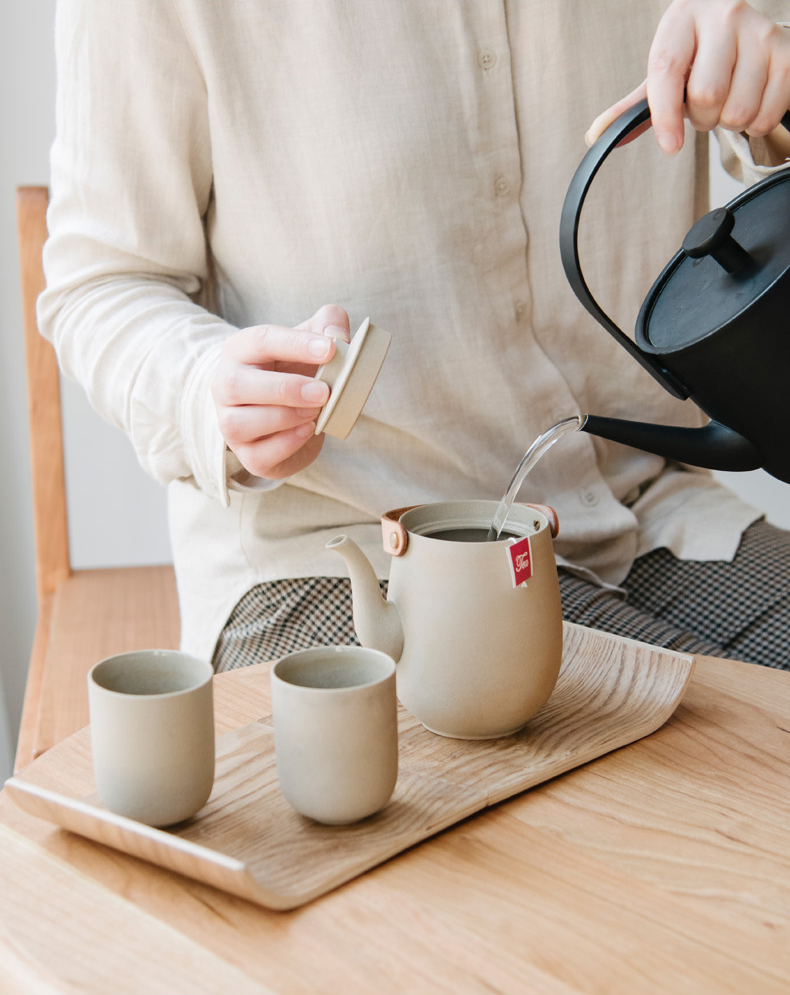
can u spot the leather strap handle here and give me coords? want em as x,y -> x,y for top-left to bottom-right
381,506 -> 417,557
524,503 -> 559,539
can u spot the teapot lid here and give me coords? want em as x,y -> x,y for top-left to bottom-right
637,171 -> 790,353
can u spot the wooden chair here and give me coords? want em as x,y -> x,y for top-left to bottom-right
15,186 -> 180,772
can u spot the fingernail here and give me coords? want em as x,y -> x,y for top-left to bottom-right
308,337 -> 332,359
295,422 -> 315,438
302,380 -> 329,404
657,131 -> 679,155
584,113 -> 606,148
324,324 -> 346,339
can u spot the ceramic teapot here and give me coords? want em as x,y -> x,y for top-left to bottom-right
327,500 -> 562,740
560,98 -> 790,483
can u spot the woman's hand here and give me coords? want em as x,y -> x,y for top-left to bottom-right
212,304 -> 350,480
586,0 -> 790,154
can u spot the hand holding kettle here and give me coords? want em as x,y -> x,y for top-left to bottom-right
586,0 -> 790,156
560,2 -> 790,483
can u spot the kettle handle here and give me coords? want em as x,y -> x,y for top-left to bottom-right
560,98 -> 790,400
559,98 -> 689,398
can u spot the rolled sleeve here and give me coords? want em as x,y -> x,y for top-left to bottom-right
38,0 -> 238,503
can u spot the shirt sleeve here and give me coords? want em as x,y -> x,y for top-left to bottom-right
37,0 -> 234,505
713,17 -> 790,185
715,125 -> 790,186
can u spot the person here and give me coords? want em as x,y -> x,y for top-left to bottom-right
39,0 -> 790,672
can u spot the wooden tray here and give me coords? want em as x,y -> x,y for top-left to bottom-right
5,623 -> 693,910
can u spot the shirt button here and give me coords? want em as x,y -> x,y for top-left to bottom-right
494,174 -> 510,197
580,488 -> 599,507
478,48 -> 497,71
514,300 -> 527,322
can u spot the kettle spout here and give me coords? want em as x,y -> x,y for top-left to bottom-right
326,535 -> 404,661
581,415 -> 761,472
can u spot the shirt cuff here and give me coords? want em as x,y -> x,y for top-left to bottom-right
716,127 -> 789,186
180,338 -> 233,506
226,450 -> 285,495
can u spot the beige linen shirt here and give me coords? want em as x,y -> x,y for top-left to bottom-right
40,0 -> 787,659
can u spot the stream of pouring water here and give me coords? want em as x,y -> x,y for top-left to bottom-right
487,415 -> 584,541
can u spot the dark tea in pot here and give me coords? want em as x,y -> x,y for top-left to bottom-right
427,527 -> 519,543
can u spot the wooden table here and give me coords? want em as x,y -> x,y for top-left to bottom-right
1,648 -> 788,995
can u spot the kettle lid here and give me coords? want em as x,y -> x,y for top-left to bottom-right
637,170 -> 790,354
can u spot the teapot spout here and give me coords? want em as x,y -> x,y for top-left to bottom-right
581,415 -> 761,472
326,536 -> 404,661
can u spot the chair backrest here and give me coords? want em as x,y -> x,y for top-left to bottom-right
17,186 -> 71,604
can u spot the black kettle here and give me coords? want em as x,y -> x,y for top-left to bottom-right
560,97 -> 790,483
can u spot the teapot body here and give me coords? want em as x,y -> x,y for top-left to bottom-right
387,501 -> 562,739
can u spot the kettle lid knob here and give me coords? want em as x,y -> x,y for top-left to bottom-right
682,207 -> 753,274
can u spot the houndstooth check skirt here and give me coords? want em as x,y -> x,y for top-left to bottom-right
213,520 -> 790,673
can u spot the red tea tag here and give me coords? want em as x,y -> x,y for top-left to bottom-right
507,536 -> 533,587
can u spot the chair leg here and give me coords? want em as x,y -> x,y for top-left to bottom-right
14,595 -> 53,772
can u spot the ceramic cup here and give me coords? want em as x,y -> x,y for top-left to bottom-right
87,649 -> 215,827
271,646 -> 398,825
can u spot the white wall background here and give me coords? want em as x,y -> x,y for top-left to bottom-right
1,1 -> 788,780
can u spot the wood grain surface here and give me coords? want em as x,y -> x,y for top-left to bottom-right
6,624 -> 693,909
0,623 -> 788,995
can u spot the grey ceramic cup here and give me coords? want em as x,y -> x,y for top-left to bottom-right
271,646 -> 398,825
87,649 -> 215,827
